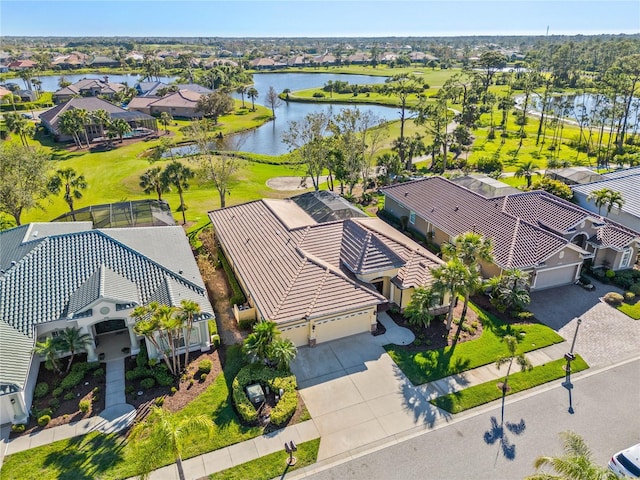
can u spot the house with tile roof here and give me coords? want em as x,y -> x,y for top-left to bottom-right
40,97 -> 157,143
572,167 -> 640,234
208,192 -> 448,348
129,88 -> 210,119
52,77 -> 126,104
382,176 -> 639,290
0,223 -> 214,425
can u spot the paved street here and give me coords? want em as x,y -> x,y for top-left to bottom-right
290,358 -> 640,480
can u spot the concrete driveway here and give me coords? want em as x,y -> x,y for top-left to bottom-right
529,280 -> 640,368
291,314 -> 449,461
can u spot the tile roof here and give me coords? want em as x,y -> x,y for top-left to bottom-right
0,228 -> 213,338
573,168 -> 640,223
40,97 -> 126,126
148,89 -> 201,108
0,321 -> 34,389
382,177 -> 637,268
209,199 -> 444,324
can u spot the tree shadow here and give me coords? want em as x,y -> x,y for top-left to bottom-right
42,432 -> 125,480
483,413 -> 526,462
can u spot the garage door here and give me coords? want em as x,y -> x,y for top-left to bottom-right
534,265 -> 579,290
280,322 -> 309,347
314,310 -> 373,344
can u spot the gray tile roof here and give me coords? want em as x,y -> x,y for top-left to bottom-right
382,177 -> 637,268
573,168 -> 640,223
66,265 -> 140,314
209,199 -> 444,324
0,321 -> 34,389
0,228 -> 213,338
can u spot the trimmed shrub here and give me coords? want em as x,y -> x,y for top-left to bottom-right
34,383 -> 49,399
125,366 -> 153,382
79,399 -> 91,413
624,292 -> 635,302
200,373 -> 207,382
513,311 -> 535,321
154,369 -> 174,387
48,398 -> 60,410
63,391 -> 75,401
208,318 -> 218,336
238,317 -> 255,330
11,424 -> 26,434
312,91 -> 325,98
140,378 -> 155,390
92,386 -> 100,394
211,334 -> 221,348
60,369 -> 85,391
125,385 -> 135,394
171,386 -> 178,394
52,387 -> 64,398
605,269 -> 616,279
604,292 -> 624,306
136,343 -> 149,368
630,283 -> 640,295
37,415 -> 51,427
198,359 -> 213,374
154,397 -> 165,407
92,368 -> 105,378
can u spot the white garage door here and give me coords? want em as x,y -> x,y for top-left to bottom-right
315,310 -> 373,344
534,265 -> 579,290
280,323 -> 309,347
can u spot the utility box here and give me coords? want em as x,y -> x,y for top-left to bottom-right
246,383 -> 265,404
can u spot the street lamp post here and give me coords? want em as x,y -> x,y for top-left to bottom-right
564,317 -> 582,373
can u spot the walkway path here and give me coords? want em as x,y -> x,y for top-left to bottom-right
1,358 -> 135,460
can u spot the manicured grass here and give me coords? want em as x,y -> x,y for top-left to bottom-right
618,301 -> 640,320
431,355 -> 589,413
209,438 -> 320,480
384,302 -> 565,386
0,346 -> 264,480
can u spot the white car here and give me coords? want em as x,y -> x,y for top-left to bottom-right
609,443 -> 640,478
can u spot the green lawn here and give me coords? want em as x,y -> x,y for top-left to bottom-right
209,439 -> 320,480
617,301 -> 640,320
384,302 -> 565,385
0,346 -> 265,480
431,355 -> 589,413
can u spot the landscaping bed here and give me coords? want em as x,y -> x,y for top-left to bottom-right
13,354 -> 105,435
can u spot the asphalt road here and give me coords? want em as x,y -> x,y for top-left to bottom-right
300,358 -> 640,480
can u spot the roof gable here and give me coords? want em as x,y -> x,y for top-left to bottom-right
340,220 -> 405,274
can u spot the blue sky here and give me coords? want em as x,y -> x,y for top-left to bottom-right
2,1 -> 639,37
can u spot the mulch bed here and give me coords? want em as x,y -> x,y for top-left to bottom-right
14,354 -> 106,436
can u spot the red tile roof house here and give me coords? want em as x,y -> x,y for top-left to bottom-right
52,77 -> 126,104
381,177 -> 639,290
209,192 -> 448,347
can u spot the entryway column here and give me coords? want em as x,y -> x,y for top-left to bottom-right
80,326 -> 98,362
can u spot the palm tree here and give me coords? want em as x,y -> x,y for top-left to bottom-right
56,327 -> 92,374
432,258 -> 473,331
604,190 -> 624,215
132,303 -> 176,375
48,167 -> 88,221
515,160 -> 539,189
4,113 -> 34,147
177,299 -> 201,368
526,431 -> 618,480
130,406 -> 214,480
109,118 -> 131,143
58,110 -> 85,148
159,111 -> 173,134
34,337 -> 63,375
247,87 -> 259,111
243,320 -> 279,364
236,85 -> 247,108
404,287 -> 441,328
161,161 -> 194,225
139,166 -> 170,201
268,338 -> 297,370
90,109 -> 111,138
495,335 -> 532,394
588,188 -> 624,216
486,269 -> 531,314
442,232 -> 494,324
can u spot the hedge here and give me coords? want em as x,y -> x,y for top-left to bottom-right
232,364 -> 297,427
218,249 -> 246,306
34,382 -> 49,399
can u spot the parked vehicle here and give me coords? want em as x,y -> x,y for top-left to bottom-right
609,443 -> 640,478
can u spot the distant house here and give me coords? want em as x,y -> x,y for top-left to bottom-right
15,89 -> 36,102
548,166 -> 605,186
129,89 -> 205,119
87,56 -> 120,68
135,81 -> 169,97
51,52 -> 88,69
40,97 -> 157,142
209,191 -> 448,348
382,176 -> 639,289
572,167 -> 640,234
347,53 -> 371,64
7,59 -> 36,70
250,58 -> 277,70
0,222 -> 214,425
52,77 -> 126,104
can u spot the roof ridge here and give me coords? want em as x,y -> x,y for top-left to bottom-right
305,268 -> 330,318
506,218 -> 521,268
272,256 -> 308,318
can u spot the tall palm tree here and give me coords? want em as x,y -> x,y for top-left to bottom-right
130,406 -> 214,480
159,111 -> 173,134
109,118 -> 132,143
139,166 -> 170,201
587,188 -> 624,217
236,85 -> 247,108
132,303 -> 175,375
526,431 -> 617,480
495,335 -> 532,394
4,113 -> 33,147
48,167 -> 88,221
177,299 -> 201,368
58,110 -> 85,148
161,161 -> 194,225
515,160 -> 539,189
90,109 -> 111,138
432,258 -> 473,331
442,232 -> 494,324
247,87 -> 258,111
56,327 -> 92,374
604,190 -> 624,215
268,338 -> 297,371
33,337 -> 63,375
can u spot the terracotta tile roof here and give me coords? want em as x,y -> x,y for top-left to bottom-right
149,89 -> 201,108
209,199 -> 445,324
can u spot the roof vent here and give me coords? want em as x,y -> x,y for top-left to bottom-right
404,192 -> 409,197
32,230 -> 39,237
454,206 -> 459,211
10,261 -> 17,267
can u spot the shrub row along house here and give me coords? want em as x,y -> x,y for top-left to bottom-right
381,176 -> 639,289
0,222 -> 214,425
209,191 -> 449,347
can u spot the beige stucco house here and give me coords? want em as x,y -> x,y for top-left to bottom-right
381,176 -> 639,290
208,192 -> 448,348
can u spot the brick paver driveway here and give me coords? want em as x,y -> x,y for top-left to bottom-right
529,281 -> 640,367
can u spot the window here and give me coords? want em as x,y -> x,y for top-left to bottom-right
409,211 -> 416,225
620,248 -> 632,269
